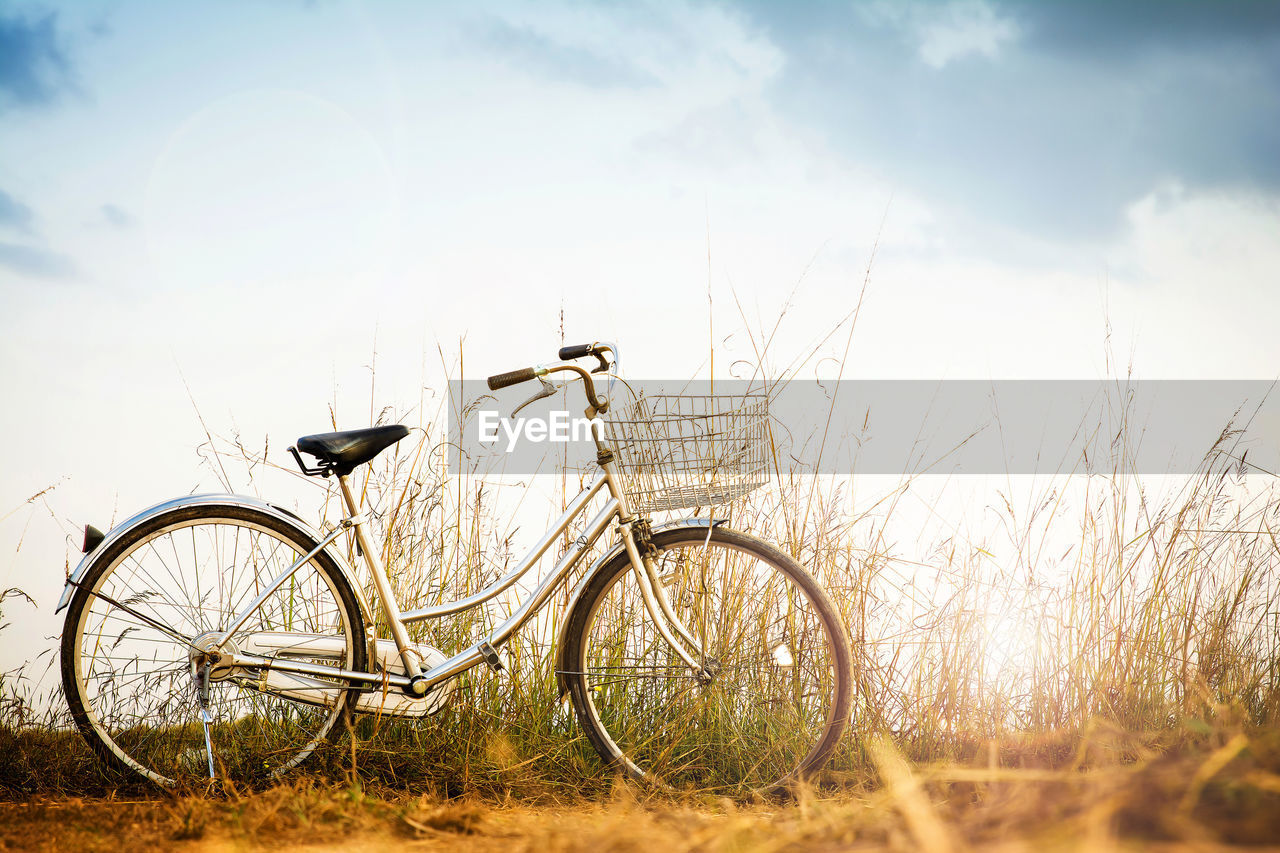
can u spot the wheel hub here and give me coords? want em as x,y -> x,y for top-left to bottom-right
697,657 -> 722,685
189,632 -> 240,681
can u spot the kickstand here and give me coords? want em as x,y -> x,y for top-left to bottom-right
193,660 -> 216,780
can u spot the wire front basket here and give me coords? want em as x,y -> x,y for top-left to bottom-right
607,393 -> 770,513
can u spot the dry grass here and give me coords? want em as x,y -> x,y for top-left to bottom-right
4,729 -> 1280,851
4,389 -> 1276,848
2,319 -> 1278,844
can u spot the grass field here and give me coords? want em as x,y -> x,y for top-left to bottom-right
3,345 -> 1278,849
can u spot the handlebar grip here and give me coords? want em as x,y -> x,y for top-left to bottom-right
487,367 -> 538,390
558,343 -> 596,360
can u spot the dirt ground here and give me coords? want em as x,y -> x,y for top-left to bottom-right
6,726 -> 1280,853
4,782 -> 1280,853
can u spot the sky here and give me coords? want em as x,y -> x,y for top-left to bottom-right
2,0 -> 1279,676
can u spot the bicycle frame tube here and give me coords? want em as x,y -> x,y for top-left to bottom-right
212,356 -> 709,691
240,495 -> 622,693
400,472 -> 610,621
405,496 -> 620,690
335,474 -> 424,681
341,467 -> 616,683
356,438 -> 706,689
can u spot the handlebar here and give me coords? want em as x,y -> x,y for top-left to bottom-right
486,367 -> 539,390
558,342 -> 597,360
485,342 -> 619,414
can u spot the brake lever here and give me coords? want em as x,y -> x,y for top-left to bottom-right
511,376 -> 560,417
590,351 -> 611,374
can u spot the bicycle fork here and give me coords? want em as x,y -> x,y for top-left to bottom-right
618,520 -> 718,684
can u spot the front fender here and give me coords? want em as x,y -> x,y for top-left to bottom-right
553,516 -> 725,698
55,493 -> 374,628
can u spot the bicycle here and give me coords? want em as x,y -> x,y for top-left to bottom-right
57,342 -> 853,791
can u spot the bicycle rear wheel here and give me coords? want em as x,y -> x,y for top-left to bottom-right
561,526 -> 852,792
60,504 -> 367,786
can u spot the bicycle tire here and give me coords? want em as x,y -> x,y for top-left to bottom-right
561,525 -> 853,792
61,504 -> 368,786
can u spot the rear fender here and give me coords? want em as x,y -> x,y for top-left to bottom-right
55,493 -> 374,629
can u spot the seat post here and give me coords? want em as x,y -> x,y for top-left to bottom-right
335,473 -> 427,691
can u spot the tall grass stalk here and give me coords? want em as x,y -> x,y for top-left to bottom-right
1,347 -> 1276,796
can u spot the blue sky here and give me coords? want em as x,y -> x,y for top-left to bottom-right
2,1 -> 1279,662
3,2 -> 1277,362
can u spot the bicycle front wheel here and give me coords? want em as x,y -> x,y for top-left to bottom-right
61,504 -> 368,786
561,525 -> 853,792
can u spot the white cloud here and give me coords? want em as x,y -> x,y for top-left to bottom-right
916,0 -> 1020,68
479,0 -> 783,100
860,0 -> 1021,69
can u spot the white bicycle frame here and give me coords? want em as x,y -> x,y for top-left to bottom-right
203,352 -> 711,699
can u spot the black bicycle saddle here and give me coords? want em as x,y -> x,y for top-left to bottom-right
296,425 -> 409,475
